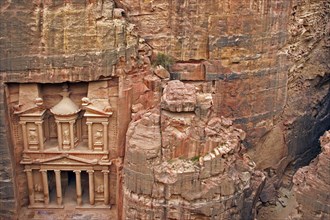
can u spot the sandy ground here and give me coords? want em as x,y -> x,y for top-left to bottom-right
257,187 -> 300,220
18,207 -> 117,220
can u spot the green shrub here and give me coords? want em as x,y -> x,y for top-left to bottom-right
153,53 -> 174,70
190,156 -> 200,163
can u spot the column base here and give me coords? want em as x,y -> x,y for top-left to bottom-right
76,204 -> 111,209
28,204 -> 64,209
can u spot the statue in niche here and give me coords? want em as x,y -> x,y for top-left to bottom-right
34,184 -> 42,192
94,129 -> 103,144
28,128 -> 38,142
96,185 -> 104,193
63,125 -> 70,144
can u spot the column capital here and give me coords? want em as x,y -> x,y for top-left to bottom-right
24,169 -> 33,172
87,170 -> 94,174
35,121 -> 44,125
54,170 -> 61,173
102,170 -> 110,174
86,122 -> 93,125
19,121 -> 27,125
73,170 -> 81,173
40,169 -> 48,172
102,122 -> 109,126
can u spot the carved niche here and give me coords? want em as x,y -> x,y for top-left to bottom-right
82,81 -> 113,152
14,84 -> 47,151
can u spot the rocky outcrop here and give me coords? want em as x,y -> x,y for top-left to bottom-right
124,104 -> 265,219
122,0 -> 291,163
161,80 -> 196,112
290,130 -> 330,219
0,0 -> 329,219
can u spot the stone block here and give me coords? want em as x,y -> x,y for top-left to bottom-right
161,80 -> 197,112
154,65 -> 170,79
170,62 -> 205,81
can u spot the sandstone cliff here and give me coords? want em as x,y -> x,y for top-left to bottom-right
124,104 -> 265,219
0,0 -> 329,219
290,130 -> 330,219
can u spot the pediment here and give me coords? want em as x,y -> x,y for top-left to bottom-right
36,154 -> 98,165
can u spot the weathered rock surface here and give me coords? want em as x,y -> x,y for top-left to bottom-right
124,108 -> 265,219
0,0 -> 329,219
154,65 -> 170,79
122,0 -> 291,152
0,1 -> 148,219
290,130 -> 330,219
161,80 -> 197,112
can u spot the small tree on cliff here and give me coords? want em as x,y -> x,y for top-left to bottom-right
152,53 -> 174,71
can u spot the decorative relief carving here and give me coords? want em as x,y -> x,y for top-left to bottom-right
34,184 -> 42,192
63,125 -> 70,144
96,185 -> 104,193
94,129 -> 103,145
28,128 -> 38,143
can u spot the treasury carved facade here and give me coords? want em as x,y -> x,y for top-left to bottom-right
14,81 -> 115,209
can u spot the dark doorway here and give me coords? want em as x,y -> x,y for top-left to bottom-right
62,171 -> 77,207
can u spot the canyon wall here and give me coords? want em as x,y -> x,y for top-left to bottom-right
0,0 -> 329,219
122,0 -> 291,149
121,0 -> 330,210
290,130 -> 330,219
0,1 -> 144,218
123,81 -> 266,219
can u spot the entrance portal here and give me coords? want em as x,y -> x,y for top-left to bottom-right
62,171 -> 77,207
47,170 -> 90,208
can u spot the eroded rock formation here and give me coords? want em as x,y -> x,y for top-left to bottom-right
124,106 -> 265,219
0,0 -> 329,219
290,130 -> 330,219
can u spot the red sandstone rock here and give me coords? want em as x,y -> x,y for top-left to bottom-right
124,107 -> 264,219
1,1 -> 329,220
170,62 -> 205,81
161,80 -> 197,112
290,130 -> 330,219
153,65 -> 170,79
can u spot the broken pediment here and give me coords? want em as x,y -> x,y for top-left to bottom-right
82,98 -> 113,116
14,84 -> 45,115
82,81 -> 113,117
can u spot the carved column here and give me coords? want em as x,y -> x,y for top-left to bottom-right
56,121 -> 62,150
102,122 -> 108,151
20,122 -> 28,151
70,121 -> 75,150
36,121 -> 44,151
74,170 -> 82,206
87,170 -> 95,205
86,122 -> 93,150
25,169 -> 35,206
40,170 -> 49,205
77,118 -> 82,142
102,170 -> 110,205
54,170 -> 62,205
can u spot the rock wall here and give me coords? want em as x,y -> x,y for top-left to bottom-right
0,0 -> 329,219
124,102 -> 265,219
121,0 -> 330,218
281,0 -> 330,167
256,0 -> 330,214
290,130 -> 330,219
121,0 -> 291,153
0,1 -> 147,219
